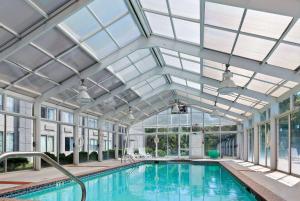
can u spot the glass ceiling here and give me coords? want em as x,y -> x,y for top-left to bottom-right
0,0 -> 300,124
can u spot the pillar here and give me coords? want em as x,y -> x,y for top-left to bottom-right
237,124 -> 243,159
253,124 -> 259,164
270,102 -> 279,170
73,112 -> 79,165
34,101 -> 41,170
97,118 -> 103,161
114,123 -> 119,159
243,126 -> 248,161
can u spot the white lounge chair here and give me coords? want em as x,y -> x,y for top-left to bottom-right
126,147 -> 139,159
138,147 -> 152,159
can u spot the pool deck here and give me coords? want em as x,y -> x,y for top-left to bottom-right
0,159 -> 299,201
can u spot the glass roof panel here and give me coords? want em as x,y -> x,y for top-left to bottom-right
160,48 -> 178,56
135,84 -> 153,95
284,81 -> 298,88
254,73 -> 282,84
139,0 -> 168,13
187,81 -> 200,90
17,74 -> 55,93
203,67 -> 223,81
230,107 -> 245,114
205,2 -> 244,30
171,76 -> 186,85
145,12 -> 174,38
134,55 -> 157,73
284,19 -> 300,44
84,31 -> 118,60
149,77 -> 166,89
271,87 -> 289,97
109,57 -> 131,73
247,79 -> 275,94
241,9 -> 292,39
204,27 -> 236,53
234,34 -> 275,61
0,61 -> 27,83
267,43 -> 300,70
181,59 -> 200,74
229,66 -> 254,77
217,103 -> 229,110
107,14 -> 140,47
88,0 -> 128,26
162,54 -> 181,68
232,74 -> 250,87
219,94 -> 237,101
236,97 -> 255,107
203,60 -> 225,70
169,0 -> 200,19
173,18 -> 200,44
128,49 -> 151,62
60,7 -> 101,40
179,53 -> 200,62
117,65 -> 140,82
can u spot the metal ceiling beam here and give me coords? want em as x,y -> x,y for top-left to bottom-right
146,36 -> 300,83
163,66 -> 274,102
208,0 -> 300,18
77,67 -> 163,112
0,0 -> 92,62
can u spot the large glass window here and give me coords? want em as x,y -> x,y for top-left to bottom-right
278,116 -> 289,172
65,137 -> 74,152
61,111 -> 74,124
266,123 -> 271,167
41,106 -> 57,121
291,111 -> 300,175
279,98 -> 290,114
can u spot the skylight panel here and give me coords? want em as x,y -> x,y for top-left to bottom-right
230,107 -> 245,114
181,59 -> 200,74
247,79 -> 275,94
284,19 -> 300,44
109,57 -> 131,73
173,18 -> 200,44
232,74 -> 250,87
169,0 -> 200,19
128,49 -> 151,62
236,97 -> 256,107
117,65 -> 139,82
149,77 -> 166,89
217,103 -> 229,110
84,31 -> 118,60
145,12 -> 174,38
179,53 -> 200,62
204,27 -> 236,53
139,0 -> 168,13
205,2 -> 244,30
284,81 -> 298,88
162,54 -> 181,68
200,98 -> 214,106
88,0 -> 128,26
267,43 -> 300,70
203,67 -> 223,81
107,14 -> 140,47
134,55 -> 156,73
171,76 -> 186,85
229,66 -> 254,77
271,87 -> 289,97
203,60 -> 225,70
219,94 -> 237,101
234,34 -> 275,61
254,73 -> 282,84
187,80 -> 201,90
61,7 -> 101,41
135,84 -> 153,95
160,48 -> 178,56
241,9 -> 292,39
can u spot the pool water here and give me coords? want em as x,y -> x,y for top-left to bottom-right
16,162 -> 257,201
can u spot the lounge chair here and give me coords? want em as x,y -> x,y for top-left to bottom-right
138,147 -> 152,159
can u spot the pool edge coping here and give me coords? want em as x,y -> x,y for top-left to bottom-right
0,159 -> 287,201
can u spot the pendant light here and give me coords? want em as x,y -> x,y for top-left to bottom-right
77,79 -> 93,105
218,64 -> 237,94
172,100 -> 180,113
128,106 -> 135,120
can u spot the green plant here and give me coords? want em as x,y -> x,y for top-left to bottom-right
89,151 -> 98,161
7,158 -> 30,171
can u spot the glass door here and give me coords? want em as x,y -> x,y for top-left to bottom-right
277,116 -> 289,172
291,111 -> 300,175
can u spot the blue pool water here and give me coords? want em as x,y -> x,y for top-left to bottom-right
16,162 -> 257,201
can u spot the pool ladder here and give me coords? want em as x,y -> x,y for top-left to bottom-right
0,152 -> 86,201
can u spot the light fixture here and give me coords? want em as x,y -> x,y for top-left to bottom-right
210,101 -> 221,117
172,100 -> 180,113
77,79 -> 93,105
128,106 -> 135,120
218,64 -> 237,94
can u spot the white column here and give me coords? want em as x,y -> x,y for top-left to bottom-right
243,127 -> 248,161
270,102 -> 279,170
237,124 -> 243,159
73,112 -> 79,165
97,118 -> 103,161
253,124 -> 259,164
114,123 -> 119,159
34,101 -> 41,170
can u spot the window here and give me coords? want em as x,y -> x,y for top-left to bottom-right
0,94 -> 3,110
65,137 -> 74,151
41,135 -> 47,152
293,91 -> 300,108
61,111 -> 74,124
277,116 -> 289,172
260,111 -> 267,122
0,131 -> 3,153
88,118 -> 97,128
6,97 -> 18,113
279,98 -> 290,114
41,135 -> 54,153
291,111 -> 300,175
41,106 -> 57,121
6,132 -> 14,152
89,139 -> 98,151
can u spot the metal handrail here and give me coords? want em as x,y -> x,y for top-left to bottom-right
0,152 -> 86,201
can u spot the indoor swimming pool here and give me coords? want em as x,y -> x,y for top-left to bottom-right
13,162 -> 257,201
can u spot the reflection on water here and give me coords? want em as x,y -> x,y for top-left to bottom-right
18,163 -> 257,201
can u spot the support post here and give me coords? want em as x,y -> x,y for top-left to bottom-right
253,124 -> 259,164
73,112 -> 79,165
97,118 -> 103,162
114,123 -> 119,159
34,101 -> 41,170
243,126 -> 248,161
